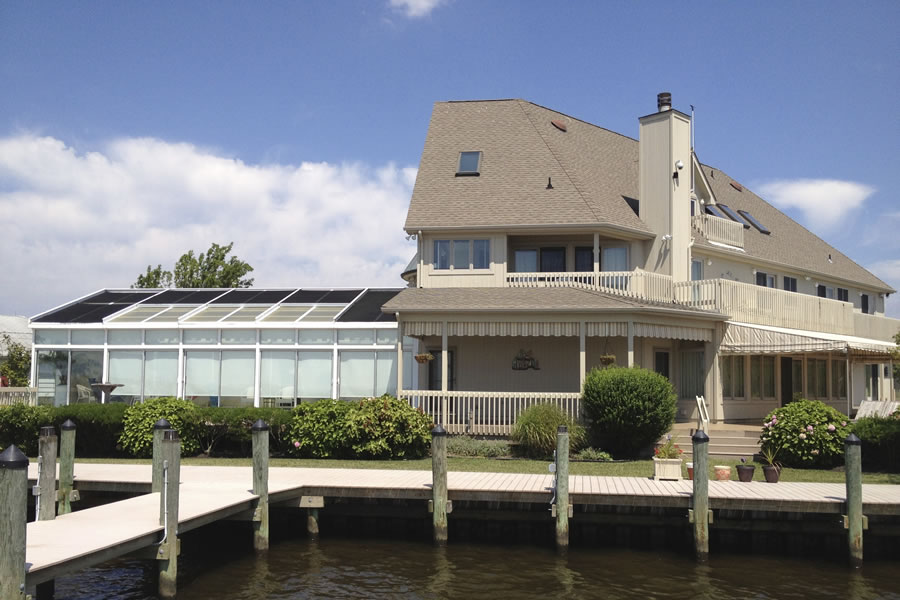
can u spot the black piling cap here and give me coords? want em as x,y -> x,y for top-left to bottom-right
251,419 -> 269,432
0,445 -> 29,469
61,419 -> 76,431
40,425 -> 56,437
557,425 -> 568,434
432,424 -> 447,437
692,430 -> 710,444
154,418 -> 172,430
845,433 -> 862,446
163,429 -> 180,442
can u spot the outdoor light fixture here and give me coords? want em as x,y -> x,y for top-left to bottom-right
706,259 -> 712,266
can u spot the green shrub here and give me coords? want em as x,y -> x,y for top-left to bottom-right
446,435 -> 511,458
346,395 -> 433,459
852,415 -> 900,472
51,403 -> 128,457
120,397 -> 202,458
581,366 -> 676,458
574,447 -> 613,462
0,403 -> 52,455
289,398 -> 354,458
196,407 -> 294,456
760,399 -> 851,468
511,403 -> 585,459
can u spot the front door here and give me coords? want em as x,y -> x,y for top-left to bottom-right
427,350 -> 455,391
780,356 -> 793,406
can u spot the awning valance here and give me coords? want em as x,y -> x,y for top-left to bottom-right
722,321 -> 896,355
403,320 -> 713,341
633,323 -> 712,342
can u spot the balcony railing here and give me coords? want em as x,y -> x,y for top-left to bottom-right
692,214 -> 744,248
400,390 -> 581,435
506,270 -> 674,304
0,387 -> 37,406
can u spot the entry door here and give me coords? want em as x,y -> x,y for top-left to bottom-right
865,364 -> 878,402
780,356 -> 793,406
428,350 -> 455,391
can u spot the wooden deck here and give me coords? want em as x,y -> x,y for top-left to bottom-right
22,463 -> 900,586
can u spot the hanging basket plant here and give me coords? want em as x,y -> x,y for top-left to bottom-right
414,353 -> 435,364
598,354 -> 616,367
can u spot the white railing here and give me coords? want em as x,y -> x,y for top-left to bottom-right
695,395 -> 710,432
0,387 -> 37,406
506,270 -> 674,304
400,390 -> 582,435
691,214 -> 744,248
852,312 -> 900,343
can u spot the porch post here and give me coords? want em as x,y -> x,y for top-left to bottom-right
846,354 -> 852,416
579,321 -> 586,389
627,321 -> 634,367
593,233 -> 600,284
396,318 -> 404,397
441,321 -> 448,426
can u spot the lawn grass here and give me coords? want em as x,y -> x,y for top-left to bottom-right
71,456 -> 900,485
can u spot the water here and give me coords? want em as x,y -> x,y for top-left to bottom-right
51,533 -> 900,600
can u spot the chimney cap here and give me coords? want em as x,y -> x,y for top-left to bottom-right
657,92 -> 672,112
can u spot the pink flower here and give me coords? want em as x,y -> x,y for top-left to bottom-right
811,449 -> 819,455
799,433 -> 807,440
806,425 -> 814,432
772,417 -> 778,425
841,421 -> 847,427
293,441 -> 301,448
827,424 -> 836,432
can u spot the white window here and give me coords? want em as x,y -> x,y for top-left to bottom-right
260,351 -> 296,401
144,351 -> 177,398
71,330 -> 104,345
221,329 -> 256,345
108,330 -> 142,345
220,351 -> 255,407
457,151 -> 481,175
601,247 -> 628,271
755,271 -> 775,288
298,351 -> 333,400
453,240 -> 469,269
473,240 -> 490,269
108,351 -> 143,399
435,239 -> 490,270
691,259 -> 703,281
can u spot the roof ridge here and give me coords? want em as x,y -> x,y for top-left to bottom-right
516,100 -> 605,224
521,100 -> 639,144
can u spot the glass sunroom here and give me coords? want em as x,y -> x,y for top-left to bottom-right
29,288 -> 415,408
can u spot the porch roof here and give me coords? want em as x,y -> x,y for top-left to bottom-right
722,321 -> 897,356
382,287 -> 725,319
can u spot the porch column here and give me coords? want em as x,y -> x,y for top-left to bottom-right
579,321 -> 586,389
441,322 -> 448,426
706,323 -> 724,423
627,321 -> 634,367
593,233 -> 600,284
846,354 -> 852,416
396,318 -> 403,396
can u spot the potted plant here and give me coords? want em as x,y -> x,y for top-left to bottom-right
714,465 -> 732,480
597,354 -> 616,367
736,457 -> 755,482
760,445 -> 781,483
414,353 -> 434,364
652,435 -> 684,481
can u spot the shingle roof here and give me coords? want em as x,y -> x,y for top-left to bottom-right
405,99 -> 891,292
404,100 -> 651,234
696,166 -> 894,292
382,287 -> 723,318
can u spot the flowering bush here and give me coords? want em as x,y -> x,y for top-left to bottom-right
654,434 -> 684,459
760,399 -> 851,468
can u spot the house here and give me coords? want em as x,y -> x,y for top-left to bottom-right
27,288 -> 414,406
383,93 -> 898,433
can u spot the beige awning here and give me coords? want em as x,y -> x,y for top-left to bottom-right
633,323 -> 712,342
404,320 -> 713,340
722,321 -> 896,355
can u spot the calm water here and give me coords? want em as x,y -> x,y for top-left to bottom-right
51,534 -> 900,600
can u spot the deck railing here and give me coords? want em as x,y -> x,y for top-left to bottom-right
852,311 -> 900,343
400,390 -> 582,435
691,214 -> 744,248
0,387 -> 37,406
506,270 -> 674,304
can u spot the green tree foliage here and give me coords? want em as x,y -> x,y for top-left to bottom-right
119,397 -> 202,457
852,412 -> 900,473
892,331 -> 900,390
510,403 -> 585,459
133,242 -> 254,289
581,366 -> 677,458
0,404 -> 53,455
760,399 -> 851,468
0,334 -> 32,387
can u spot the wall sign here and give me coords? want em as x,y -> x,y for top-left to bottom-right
512,349 -> 540,371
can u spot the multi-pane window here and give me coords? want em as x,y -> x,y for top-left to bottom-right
861,294 -> 870,314
783,277 -> 797,292
817,285 -> 835,299
807,358 -> 828,398
755,272 -> 775,288
837,288 -> 849,302
601,247 -> 628,271
831,359 -> 846,398
722,355 -> 747,399
748,355 -> 775,399
434,240 -> 490,270
575,247 -> 593,272
691,260 -> 703,281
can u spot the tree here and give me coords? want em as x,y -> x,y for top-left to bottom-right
133,242 -> 254,289
0,334 -> 31,387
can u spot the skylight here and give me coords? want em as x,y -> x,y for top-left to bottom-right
717,204 -> 750,228
737,210 -> 771,235
704,205 -> 726,219
457,151 -> 481,176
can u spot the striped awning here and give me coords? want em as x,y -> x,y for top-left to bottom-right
722,321 -> 896,355
404,320 -> 713,341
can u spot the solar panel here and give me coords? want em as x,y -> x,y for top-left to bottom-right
338,290 -> 401,322
281,290 -> 330,304
318,290 -> 363,303
737,210 -> 771,235
704,205 -> 726,219
716,204 -> 750,228
151,290 -> 226,304
85,290 -> 158,304
209,289 -> 295,304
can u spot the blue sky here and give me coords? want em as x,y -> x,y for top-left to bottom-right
1,1 -> 898,317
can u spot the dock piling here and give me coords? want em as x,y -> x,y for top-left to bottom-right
555,425 -> 570,550
152,418 -> 171,494
0,445 -> 29,600
37,426 -> 58,522
158,429 -> 181,599
431,425 -> 449,545
691,429 -> 710,561
57,420 -> 76,516
844,433 -> 864,567
251,419 -> 270,552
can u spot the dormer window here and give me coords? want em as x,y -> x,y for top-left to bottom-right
456,151 -> 481,176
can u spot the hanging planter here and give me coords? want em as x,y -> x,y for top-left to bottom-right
414,353 -> 434,364
598,354 -> 616,367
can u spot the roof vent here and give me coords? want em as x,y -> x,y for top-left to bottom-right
551,119 -> 567,132
730,181 -> 743,192
657,92 -> 672,112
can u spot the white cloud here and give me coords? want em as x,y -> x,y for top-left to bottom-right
389,0 -> 445,18
757,179 -> 875,233
869,259 -> 900,319
0,134 -> 417,316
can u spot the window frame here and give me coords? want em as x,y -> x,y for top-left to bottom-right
434,239 -> 491,271
755,271 -> 775,288
456,151 -> 482,176
783,276 -> 797,293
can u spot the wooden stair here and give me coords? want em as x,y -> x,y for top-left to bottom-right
662,424 -> 761,460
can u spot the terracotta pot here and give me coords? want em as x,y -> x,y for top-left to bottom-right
714,465 -> 732,481
686,462 -> 694,480
736,464 -> 755,482
763,465 -> 781,483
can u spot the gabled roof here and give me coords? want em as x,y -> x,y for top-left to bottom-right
405,99 -> 651,234
695,166 -> 894,293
